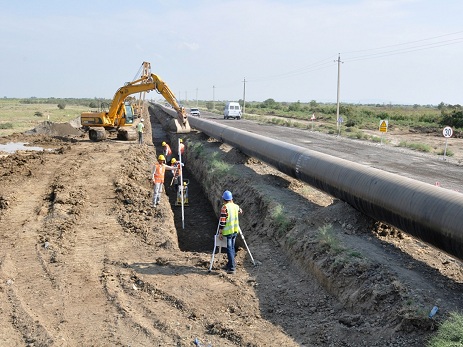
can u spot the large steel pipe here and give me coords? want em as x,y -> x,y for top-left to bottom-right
188,116 -> 463,260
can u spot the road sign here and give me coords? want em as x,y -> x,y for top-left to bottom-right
379,120 -> 388,133
310,113 -> 316,121
443,126 -> 453,138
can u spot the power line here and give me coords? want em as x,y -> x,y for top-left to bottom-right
181,30 -> 463,100
344,36 -> 463,63
247,56 -> 336,83
342,30 -> 463,54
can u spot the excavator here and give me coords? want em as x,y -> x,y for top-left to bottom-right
81,63 -> 190,141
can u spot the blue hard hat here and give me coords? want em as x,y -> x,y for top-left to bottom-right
222,190 -> 233,200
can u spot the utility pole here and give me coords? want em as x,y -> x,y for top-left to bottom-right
242,77 -> 246,115
196,88 -> 198,106
213,85 -> 215,111
185,91 -> 188,104
335,53 -> 343,133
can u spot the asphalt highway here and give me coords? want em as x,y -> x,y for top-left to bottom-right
197,111 -> 462,192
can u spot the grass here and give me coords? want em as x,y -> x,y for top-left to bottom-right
437,148 -> 454,157
189,141 -> 204,158
427,312 -> 463,347
0,99 -> 90,137
210,158 -> 233,176
271,204 -> 292,237
316,224 -> 344,254
397,141 -> 432,152
0,122 -> 13,129
189,140 -> 234,178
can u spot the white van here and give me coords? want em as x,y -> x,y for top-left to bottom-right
223,102 -> 242,120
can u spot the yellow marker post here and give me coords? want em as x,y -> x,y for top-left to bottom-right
379,120 -> 388,145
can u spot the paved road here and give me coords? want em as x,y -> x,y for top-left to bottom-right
195,112 -> 462,192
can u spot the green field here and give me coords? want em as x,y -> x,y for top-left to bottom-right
0,98 -> 101,137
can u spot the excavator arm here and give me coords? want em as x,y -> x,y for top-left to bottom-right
148,74 -> 188,126
81,69 -> 189,141
107,73 -> 187,128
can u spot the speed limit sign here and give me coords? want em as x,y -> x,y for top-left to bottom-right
443,126 -> 453,138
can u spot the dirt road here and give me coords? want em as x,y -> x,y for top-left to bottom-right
0,115 -> 462,346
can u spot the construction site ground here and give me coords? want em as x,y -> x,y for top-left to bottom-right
0,112 -> 462,347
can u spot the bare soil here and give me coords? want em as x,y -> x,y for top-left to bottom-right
0,112 -> 462,347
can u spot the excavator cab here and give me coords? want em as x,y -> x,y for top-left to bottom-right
123,102 -> 135,125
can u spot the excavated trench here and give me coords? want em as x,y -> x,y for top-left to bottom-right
146,106 -> 463,344
150,115 -> 219,253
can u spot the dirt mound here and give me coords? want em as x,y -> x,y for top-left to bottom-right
25,120 -> 83,137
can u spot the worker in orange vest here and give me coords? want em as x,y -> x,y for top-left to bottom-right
150,154 -> 174,207
162,141 -> 172,163
170,158 -> 184,192
179,139 -> 185,157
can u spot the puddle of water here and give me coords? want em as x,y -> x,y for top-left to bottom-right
0,142 -> 47,153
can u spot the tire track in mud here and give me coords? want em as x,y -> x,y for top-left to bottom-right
102,259 -> 261,346
0,151 -> 74,345
0,141 -> 154,345
38,143 -> 144,345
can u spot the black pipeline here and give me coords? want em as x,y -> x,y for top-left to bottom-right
188,116 -> 463,261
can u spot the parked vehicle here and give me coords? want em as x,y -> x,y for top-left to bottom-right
223,102 -> 242,120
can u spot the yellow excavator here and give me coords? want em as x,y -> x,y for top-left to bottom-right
81,64 -> 190,142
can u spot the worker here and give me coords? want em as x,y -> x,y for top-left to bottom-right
170,158 -> 184,192
136,118 -> 144,145
179,139 -> 185,157
176,181 -> 189,206
150,154 -> 174,207
162,141 -> 172,163
218,190 -> 243,274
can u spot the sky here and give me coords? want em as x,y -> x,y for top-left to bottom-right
1,0 -> 463,106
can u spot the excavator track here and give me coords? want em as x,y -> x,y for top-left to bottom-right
89,127 -> 107,142
117,128 -> 137,141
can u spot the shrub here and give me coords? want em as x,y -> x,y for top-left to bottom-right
398,141 -> 431,152
427,312 -> 463,347
436,148 -> 454,157
0,123 -> 13,129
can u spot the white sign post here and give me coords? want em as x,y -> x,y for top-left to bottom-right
310,113 -> 316,131
337,116 -> 343,137
442,126 -> 453,160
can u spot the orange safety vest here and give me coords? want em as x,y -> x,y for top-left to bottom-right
164,144 -> 172,156
173,162 -> 182,178
153,163 -> 166,184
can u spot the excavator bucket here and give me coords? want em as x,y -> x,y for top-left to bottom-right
172,119 -> 191,134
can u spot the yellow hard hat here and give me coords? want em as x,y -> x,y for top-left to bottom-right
158,154 -> 166,161
171,158 -> 177,164
162,141 -> 167,146
183,182 -> 187,186
179,139 -> 183,143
